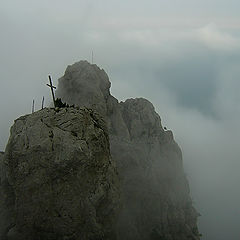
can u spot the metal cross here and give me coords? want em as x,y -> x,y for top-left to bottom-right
47,75 -> 56,107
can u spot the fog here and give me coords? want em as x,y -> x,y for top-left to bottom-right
1,1 -> 240,239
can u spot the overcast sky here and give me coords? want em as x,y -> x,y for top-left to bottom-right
1,1 -> 240,239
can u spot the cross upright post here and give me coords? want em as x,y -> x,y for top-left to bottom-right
47,75 -> 56,107
32,99 -> 35,113
41,96 -> 45,109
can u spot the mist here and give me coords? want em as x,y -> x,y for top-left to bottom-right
1,1 -> 240,239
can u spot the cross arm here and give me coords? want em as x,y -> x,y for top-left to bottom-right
46,84 -> 56,89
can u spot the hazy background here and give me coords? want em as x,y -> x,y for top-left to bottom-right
1,1 -> 240,239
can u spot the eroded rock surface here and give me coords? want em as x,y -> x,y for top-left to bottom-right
56,60 -> 200,240
1,107 -> 120,240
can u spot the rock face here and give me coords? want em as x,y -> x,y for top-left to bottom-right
56,60 -> 200,240
1,107 -> 120,240
1,151 -> 16,240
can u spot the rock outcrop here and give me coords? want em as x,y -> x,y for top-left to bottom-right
1,107 -> 120,240
56,60 -> 200,240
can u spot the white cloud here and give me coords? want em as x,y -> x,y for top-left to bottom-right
196,23 -> 240,50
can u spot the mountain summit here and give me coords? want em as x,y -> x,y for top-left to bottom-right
56,60 -> 200,240
0,60 -> 200,240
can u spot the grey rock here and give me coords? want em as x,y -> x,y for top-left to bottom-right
56,60 -> 200,240
0,152 -> 15,240
56,61 -> 129,139
1,107 -> 120,240
56,61 -> 111,118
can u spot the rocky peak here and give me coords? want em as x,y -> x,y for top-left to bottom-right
120,98 -> 163,140
56,61 -> 200,240
57,61 -> 111,116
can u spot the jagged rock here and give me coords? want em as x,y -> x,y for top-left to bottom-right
56,60 -> 200,240
56,61 -> 111,117
1,107 -> 120,240
114,98 -> 199,240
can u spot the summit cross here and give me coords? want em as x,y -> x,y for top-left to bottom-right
47,75 -> 56,107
